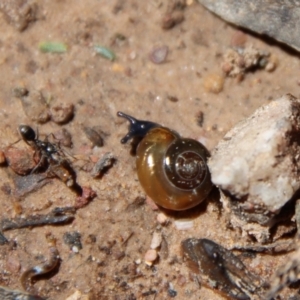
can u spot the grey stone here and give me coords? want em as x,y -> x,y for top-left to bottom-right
198,0 -> 300,52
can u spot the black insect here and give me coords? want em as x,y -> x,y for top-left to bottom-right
19,125 -> 61,172
18,125 -> 79,192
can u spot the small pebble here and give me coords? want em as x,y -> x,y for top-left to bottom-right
150,232 -> 162,249
4,147 -> 36,175
222,46 -> 271,78
265,62 -> 276,72
221,62 -> 233,74
265,55 -> 277,72
13,88 -> 50,123
149,46 -> 169,64
168,289 -> 177,298
6,254 -> 21,273
63,231 -> 82,251
203,74 -> 224,94
50,103 -> 74,124
157,213 -> 168,225
161,12 -> 184,30
144,249 -> 158,266
91,152 -> 115,178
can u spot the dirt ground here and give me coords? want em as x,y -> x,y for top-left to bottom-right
0,1 -> 300,299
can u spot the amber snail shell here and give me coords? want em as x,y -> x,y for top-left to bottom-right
117,112 -> 213,211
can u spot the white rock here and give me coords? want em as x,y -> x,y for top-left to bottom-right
209,94 -> 300,228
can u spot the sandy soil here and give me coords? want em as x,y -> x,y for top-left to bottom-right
0,1 -> 300,299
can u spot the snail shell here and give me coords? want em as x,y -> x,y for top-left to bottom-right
118,112 -> 213,211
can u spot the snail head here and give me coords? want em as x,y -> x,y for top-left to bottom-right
117,111 -> 159,144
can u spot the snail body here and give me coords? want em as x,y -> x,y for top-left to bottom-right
118,112 -> 213,210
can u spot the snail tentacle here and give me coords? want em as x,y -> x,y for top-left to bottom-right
117,111 -> 159,143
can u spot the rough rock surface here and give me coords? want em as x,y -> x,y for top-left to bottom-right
208,94 -> 300,240
198,0 -> 300,52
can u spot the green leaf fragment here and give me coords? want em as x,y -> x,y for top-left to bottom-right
39,42 -> 67,53
94,45 -> 116,61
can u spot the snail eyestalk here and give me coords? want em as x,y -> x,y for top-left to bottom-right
117,111 -> 159,144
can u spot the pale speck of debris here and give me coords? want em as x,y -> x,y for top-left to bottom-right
65,289 -> 89,300
72,246 -> 79,253
174,219 -> 194,230
157,212 -> 168,225
150,231 -> 162,249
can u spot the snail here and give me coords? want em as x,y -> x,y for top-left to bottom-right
117,112 -> 213,210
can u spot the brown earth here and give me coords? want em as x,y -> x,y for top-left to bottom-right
0,1 -> 300,299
